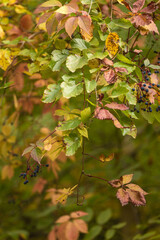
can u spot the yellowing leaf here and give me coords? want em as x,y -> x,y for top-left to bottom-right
120,174 -> 133,185
77,126 -> 88,139
7,135 -> 16,143
2,125 -> 12,136
2,165 -> 14,180
0,25 -> 5,39
105,32 -> 119,57
15,5 -> 29,14
56,185 -> 77,203
99,153 -> 114,162
0,49 -> 12,71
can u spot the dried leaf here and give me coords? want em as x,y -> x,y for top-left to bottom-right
65,221 -> 79,240
115,67 -> 128,73
116,188 -> 129,206
127,183 -> 148,195
2,165 -> 14,180
131,0 -> 145,13
32,178 -> 47,194
131,14 -> 152,28
102,58 -> 113,66
126,189 -> 146,206
108,179 -> 121,188
142,1 -> 158,13
56,6 -> 77,14
105,102 -> 129,110
78,14 -> 93,42
48,228 -> 56,240
20,14 -> 33,31
73,219 -> 88,233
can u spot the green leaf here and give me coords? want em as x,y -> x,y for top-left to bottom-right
71,38 -> 89,51
144,59 -> 150,67
22,146 -> 35,156
96,209 -> 112,225
122,125 -> 137,139
50,49 -> 69,71
42,84 -> 61,103
66,54 -> 88,72
57,118 -> 81,131
18,49 -> 36,61
85,79 -> 97,93
141,111 -> 155,124
81,107 -> 91,123
105,229 -> 116,240
108,18 -> 132,29
126,92 -> 137,105
84,225 -> 102,240
64,133 -> 81,156
149,64 -> 160,70
114,62 -> 136,74
31,148 -> 42,164
112,222 -> 126,229
61,80 -> 83,98
135,67 -> 142,81
116,54 -> 135,65
111,84 -> 129,98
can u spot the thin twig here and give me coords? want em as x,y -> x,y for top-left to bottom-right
110,0 -> 113,20
88,0 -> 93,14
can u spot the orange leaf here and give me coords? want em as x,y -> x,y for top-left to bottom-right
65,221 -> 79,240
99,153 -> 114,162
56,215 -> 70,223
48,228 -> 56,240
70,211 -> 88,219
20,14 -> 33,31
65,17 -> 78,38
73,219 -> 88,233
2,165 -> 14,180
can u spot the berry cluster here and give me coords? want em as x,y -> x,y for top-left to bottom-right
19,163 -> 49,184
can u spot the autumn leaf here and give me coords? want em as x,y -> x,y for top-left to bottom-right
73,219 -> 88,233
104,69 -> 117,84
116,188 -> 129,206
99,153 -> 114,162
105,32 -> 119,57
2,165 -> 14,180
105,102 -> 129,110
65,221 -> 79,240
70,211 -> 88,219
19,14 -> 33,31
65,17 -> 78,38
32,178 -> 47,194
56,185 -> 77,203
56,215 -> 70,223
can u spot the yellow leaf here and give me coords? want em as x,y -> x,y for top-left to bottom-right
117,0 -> 124,5
56,185 -> 77,203
78,126 -> 88,139
99,153 -> 114,162
7,135 -> 16,143
105,32 -> 119,57
120,174 -> 133,185
2,165 -> 14,180
0,49 -> 12,71
0,25 -> 5,39
2,125 -> 12,136
15,5 -> 29,14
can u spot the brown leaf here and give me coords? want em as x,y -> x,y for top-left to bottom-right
56,215 -> 70,223
46,15 -> 58,35
32,178 -> 47,194
65,221 -> 79,240
67,0 -> 80,11
142,21 -> 159,35
142,1 -> 158,13
104,69 -> 117,84
120,174 -> 133,185
127,183 -> 148,195
78,14 -> 93,41
48,228 -> 56,240
38,12 -> 53,25
34,79 -> 46,88
94,108 -> 113,120
73,219 -> 88,233
126,189 -> 146,206
131,0 -> 145,13
131,14 -> 152,27
108,179 -> 121,188
70,211 -> 88,219
116,188 -> 129,206
19,14 -> 33,31
105,102 -> 129,110
65,17 -> 78,38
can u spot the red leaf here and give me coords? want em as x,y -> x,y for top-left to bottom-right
104,69 -> 117,84
56,215 -> 70,223
48,228 -> 56,240
70,211 -> 88,219
131,14 -> 152,27
94,108 -> 113,120
116,188 -> 129,206
57,223 -> 68,240
105,102 -> 129,110
73,219 -> 88,233
102,58 -> 113,66
131,0 -> 145,13
115,67 -> 128,73
65,17 -> 78,38
126,189 -> 146,206
108,179 -> 121,188
65,222 -> 79,240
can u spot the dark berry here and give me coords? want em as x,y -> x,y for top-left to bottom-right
145,102 -> 148,105
24,180 -> 29,184
141,87 -> 145,90
146,77 -> 149,81
148,72 -> 151,75
140,96 -> 143,99
154,51 -> 158,53
143,108 -> 146,111
145,89 -> 149,92
157,84 -> 160,88
143,94 -> 146,97
158,61 -> 160,64
158,106 -> 160,109
155,70 -> 159,73
148,86 -> 152,89
143,84 -> 146,87
143,71 -> 146,74
34,173 -> 37,177
141,64 -> 145,67
132,88 -> 135,91
137,110 -> 139,113
19,173 -> 24,177
45,164 -> 49,167
152,83 -> 155,86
